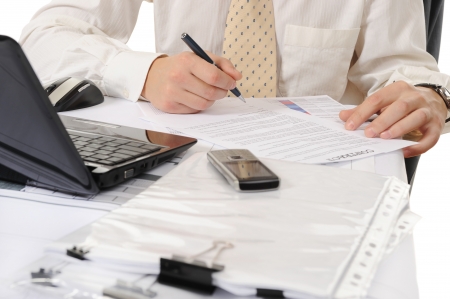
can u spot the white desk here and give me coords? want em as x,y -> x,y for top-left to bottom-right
0,98 -> 418,299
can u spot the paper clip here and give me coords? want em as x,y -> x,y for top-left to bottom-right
30,268 -> 61,287
158,240 -> 234,294
66,245 -> 90,260
103,279 -> 157,299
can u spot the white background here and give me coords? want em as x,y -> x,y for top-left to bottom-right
1,1 -> 450,298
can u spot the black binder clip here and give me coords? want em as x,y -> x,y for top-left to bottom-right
30,268 -> 61,287
103,279 -> 157,299
158,241 -> 233,295
66,245 -> 90,260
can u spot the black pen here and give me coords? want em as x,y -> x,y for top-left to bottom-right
181,33 -> 246,103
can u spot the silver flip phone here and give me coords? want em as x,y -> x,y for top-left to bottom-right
207,149 -> 280,191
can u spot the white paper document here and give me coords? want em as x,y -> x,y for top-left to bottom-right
275,95 -> 346,124
139,97 -> 415,164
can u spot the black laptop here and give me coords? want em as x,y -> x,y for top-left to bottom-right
0,35 -> 197,195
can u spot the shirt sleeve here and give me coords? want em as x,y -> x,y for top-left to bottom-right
19,0 -> 165,102
348,0 -> 450,96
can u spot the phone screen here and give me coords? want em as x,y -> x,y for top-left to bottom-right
223,161 -> 277,181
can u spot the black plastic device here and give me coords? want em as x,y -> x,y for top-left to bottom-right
44,77 -> 104,112
0,35 -> 197,195
0,36 -> 99,194
207,149 -> 280,191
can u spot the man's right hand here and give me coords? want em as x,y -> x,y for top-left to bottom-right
141,51 -> 242,114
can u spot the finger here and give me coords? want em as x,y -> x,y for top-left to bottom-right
402,125 -> 440,157
173,89 -> 216,111
209,51 -> 243,81
190,56 -> 237,91
153,99 -> 199,114
366,98 -> 422,137
179,73 -> 228,101
345,82 -> 410,130
379,108 -> 431,139
339,107 -> 357,122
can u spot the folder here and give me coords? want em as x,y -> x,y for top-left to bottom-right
43,152 -> 416,298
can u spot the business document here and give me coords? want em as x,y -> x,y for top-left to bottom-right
139,96 -> 415,164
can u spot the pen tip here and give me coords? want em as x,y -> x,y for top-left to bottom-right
239,95 -> 246,103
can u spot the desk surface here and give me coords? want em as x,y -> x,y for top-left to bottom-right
0,97 -> 418,299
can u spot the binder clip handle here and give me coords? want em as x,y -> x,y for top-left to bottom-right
158,240 -> 233,294
66,246 -> 90,260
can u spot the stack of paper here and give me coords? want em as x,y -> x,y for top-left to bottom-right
41,152 -> 418,299
138,96 -> 415,164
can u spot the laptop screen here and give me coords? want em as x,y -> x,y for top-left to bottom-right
0,36 -> 99,194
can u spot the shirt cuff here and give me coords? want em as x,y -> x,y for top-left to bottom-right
385,66 -> 450,90
103,51 -> 166,102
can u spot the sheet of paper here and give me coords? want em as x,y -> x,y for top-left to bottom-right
0,157 -> 183,213
0,196 -> 108,283
139,97 -> 415,164
276,95 -> 345,123
13,168 -> 170,211
139,97 -> 376,172
268,96 -> 376,172
275,95 -> 375,129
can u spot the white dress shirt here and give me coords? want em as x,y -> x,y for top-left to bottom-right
20,0 -> 450,105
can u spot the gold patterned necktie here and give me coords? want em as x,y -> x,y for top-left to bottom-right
222,0 -> 277,98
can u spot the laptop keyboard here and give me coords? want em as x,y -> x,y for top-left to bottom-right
68,131 -> 162,166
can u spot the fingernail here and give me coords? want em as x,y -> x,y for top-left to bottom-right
346,120 -> 355,130
380,131 -> 391,139
403,149 -> 411,157
366,128 -> 376,138
230,81 -> 236,90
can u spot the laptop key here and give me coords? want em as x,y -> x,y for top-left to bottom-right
140,144 -> 162,151
102,146 -> 117,151
111,139 -> 130,145
76,137 -> 93,142
97,160 -> 114,165
118,145 -> 149,154
73,141 -> 88,146
107,157 -> 123,163
81,147 -> 97,152
97,137 -> 115,142
79,151 -> 96,157
91,154 -> 110,160
87,143 -> 103,149
83,157 -> 99,163
90,139 -> 108,144
96,150 -> 113,155
127,142 -> 146,147
103,142 -> 122,147
111,153 -> 132,160
116,149 -> 142,156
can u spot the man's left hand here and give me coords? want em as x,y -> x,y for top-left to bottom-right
339,81 -> 447,158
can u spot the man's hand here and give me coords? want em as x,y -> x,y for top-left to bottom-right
339,81 -> 447,158
141,51 -> 242,114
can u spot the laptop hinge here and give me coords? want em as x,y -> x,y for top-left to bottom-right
0,163 -> 29,185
